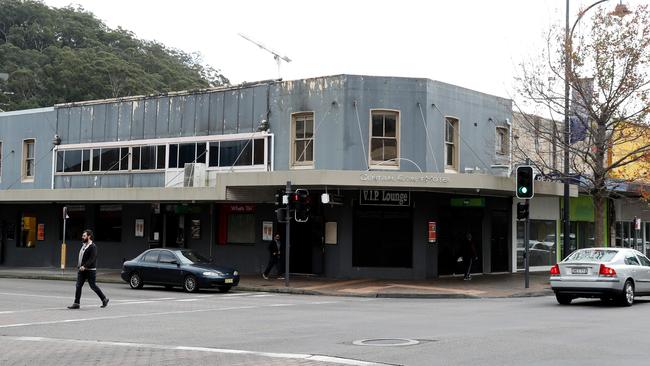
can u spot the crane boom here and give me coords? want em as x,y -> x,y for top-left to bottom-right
238,33 -> 292,78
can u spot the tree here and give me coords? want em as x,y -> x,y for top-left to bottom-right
516,5 -> 650,247
0,0 -> 229,110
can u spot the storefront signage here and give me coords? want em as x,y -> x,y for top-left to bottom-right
428,221 -> 437,243
262,221 -> 273,241
360,190 -> 410,206
37,224 -> 45,241
360,173 -> 449,184
191,219 -> 201,239
450,197 -> 485,208
227,204 -> 255,213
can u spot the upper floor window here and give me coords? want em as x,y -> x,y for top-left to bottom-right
291,112 -> 314,167
444,117 -> 459,171
370,110 -> 399,167
22,139 -> 35,181
168,142 -> 206,169
496,127 -> 508,155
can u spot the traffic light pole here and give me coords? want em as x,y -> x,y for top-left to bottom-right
284,181 -> 291,288
524,200 -> 530,289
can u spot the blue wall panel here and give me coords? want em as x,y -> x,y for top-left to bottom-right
80,106 -> 93,143
105,103 -> 119,142
118,102 -> 132,141
131,100 -> 145,140
238,88 -> 254,133
156,97 -> 170,138
168,96 -> 183,137
68,107 -> 82,144
143,99 -> 157,139
91,104 -> 106,142
208,92 -> 224,135
223,91 -> 238,134
195,94 -> 210,136
181,96 -> 196,137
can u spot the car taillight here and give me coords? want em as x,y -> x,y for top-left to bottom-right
599,264 -> 617,277
550,264 -> 560,276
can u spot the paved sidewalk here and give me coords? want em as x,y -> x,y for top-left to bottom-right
0,267 -> 552,299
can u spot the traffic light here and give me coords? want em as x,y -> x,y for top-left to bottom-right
516,165 -> 534,199
517,202 -> 529,220
275,189 -> 288,207
294,189 -> 311,222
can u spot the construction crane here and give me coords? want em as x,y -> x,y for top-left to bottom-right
238,33 -> 292,79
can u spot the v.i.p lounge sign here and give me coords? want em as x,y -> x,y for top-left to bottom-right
360,190 -> 411,207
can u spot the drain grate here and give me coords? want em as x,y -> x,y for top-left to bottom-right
352,338 -> 420,347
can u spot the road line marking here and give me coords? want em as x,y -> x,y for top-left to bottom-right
1,336 -> 389,366
175,299 -> 199,302
249,294 -> 276,297
0,299 -> 340,329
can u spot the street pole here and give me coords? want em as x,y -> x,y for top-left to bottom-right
525,201 -> 530,289
563,0 -> 571,262
284,181 -> 291,288
61,206 -> 67,274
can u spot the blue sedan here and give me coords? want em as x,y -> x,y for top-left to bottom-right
121,249 -> 240,293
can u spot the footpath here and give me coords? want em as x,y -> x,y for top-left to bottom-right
0,267 -> 553,299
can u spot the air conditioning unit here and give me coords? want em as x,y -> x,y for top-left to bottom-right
183,163 -> 206,187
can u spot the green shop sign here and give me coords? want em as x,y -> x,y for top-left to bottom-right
450,197 -> 485,208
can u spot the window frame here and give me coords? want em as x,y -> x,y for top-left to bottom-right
22,138 -> 36,182
290,111 -> 315,169
444,117 -> 459,172
368,109 -> 400,170
495,126 -> 509,155
53,133 -> 271,176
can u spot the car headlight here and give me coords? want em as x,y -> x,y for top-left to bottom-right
233,271 -> 239,276
202,271 -> 223,277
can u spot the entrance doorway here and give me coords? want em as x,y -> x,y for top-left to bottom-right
491,211 -> 509,272
438,208 -> 483,276
353,206 -> 413,268
276,218 -> 324,275
164,212 -> 186,249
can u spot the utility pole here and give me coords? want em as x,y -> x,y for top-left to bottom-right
284,181 -> 291,288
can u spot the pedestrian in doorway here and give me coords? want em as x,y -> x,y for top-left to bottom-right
462,233 -> 478,281
263,234 -> 282,280
67,229 -> 109,309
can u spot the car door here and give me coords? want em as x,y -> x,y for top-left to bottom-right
635,253 -> 650,294
140,250 -> 160,283
157,250 -> 183,286
623,253 -> 642,290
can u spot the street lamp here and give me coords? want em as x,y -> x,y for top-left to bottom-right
562,0 -> 630,258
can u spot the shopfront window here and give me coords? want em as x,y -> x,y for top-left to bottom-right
96,205 -> 122,242
227,213 -> 255,244
517,220 -> 556,268
17,215 -> 37,248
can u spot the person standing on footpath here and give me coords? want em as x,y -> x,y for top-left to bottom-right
262,234 -> 282,280
68,229 -> 109,309
462,233 -> 478,281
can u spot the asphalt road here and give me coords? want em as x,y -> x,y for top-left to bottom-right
1,278 -> 649,366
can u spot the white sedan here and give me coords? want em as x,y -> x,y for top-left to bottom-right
550,247 -> 650,306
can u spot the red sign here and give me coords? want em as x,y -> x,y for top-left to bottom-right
37,224 -> 45,241
428,221 -> 437,243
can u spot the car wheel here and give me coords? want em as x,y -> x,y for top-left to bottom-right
183,275 -> 199,293
129,273 -> 143,289
619,280 -> 634,307
555,293 -> 572,305
217,285 -> 232,293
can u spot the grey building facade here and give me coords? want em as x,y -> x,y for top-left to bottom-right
0,75 -> 569,278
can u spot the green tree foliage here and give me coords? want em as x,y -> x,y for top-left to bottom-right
0,0 -> 229,111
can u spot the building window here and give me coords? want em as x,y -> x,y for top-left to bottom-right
291,112 -> 314,167
517,220 -> 556,269
22,139 -> 35,181
209,139 -> 264,168
444,117 -> 459,171
168,143 -> 207,168
96,205 -> 122,242
227,213 -> 255,244
496,127 -> 508,155
132,145 -> 165,171
17,214 -> 37,248
369,110 -> 399,167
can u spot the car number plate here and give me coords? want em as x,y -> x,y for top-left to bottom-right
225,278 -> 233,284
571,268 -> 588,274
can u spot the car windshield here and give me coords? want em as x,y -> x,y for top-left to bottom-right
565,249 -> 617,263
177,250 -> 211,264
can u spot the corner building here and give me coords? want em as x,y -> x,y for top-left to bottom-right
0,75 -> 571,278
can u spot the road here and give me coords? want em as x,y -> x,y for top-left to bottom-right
0,278 -> 648,365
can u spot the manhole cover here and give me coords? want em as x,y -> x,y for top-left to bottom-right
352,338 -> 420,347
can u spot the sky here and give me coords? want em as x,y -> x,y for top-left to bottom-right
42,0 -> 648,102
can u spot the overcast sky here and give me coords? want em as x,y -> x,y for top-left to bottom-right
43,0 -> 647,102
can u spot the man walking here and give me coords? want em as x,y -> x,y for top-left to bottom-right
262,234 -> 282,280
462,233 -> 478,281
68,229 -> 109,309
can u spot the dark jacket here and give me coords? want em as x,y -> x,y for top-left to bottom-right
462,239 -> 477,260
268,240 -> 281,256
79,243 -> 98,269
